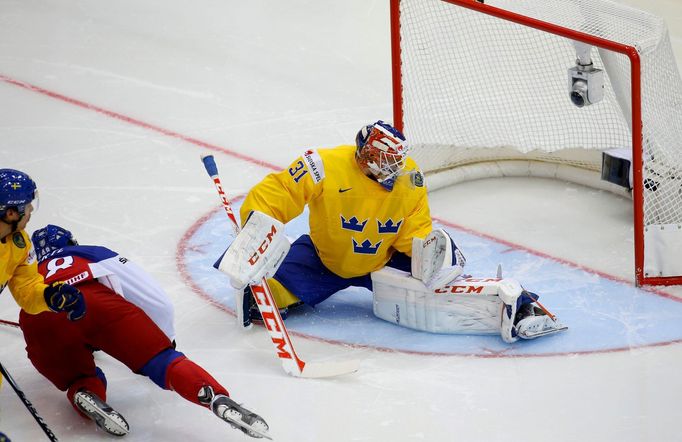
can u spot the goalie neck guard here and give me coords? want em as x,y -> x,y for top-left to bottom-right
355,121 -> 409,191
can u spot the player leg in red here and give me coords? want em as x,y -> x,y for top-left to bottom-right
21,280 -> 270,438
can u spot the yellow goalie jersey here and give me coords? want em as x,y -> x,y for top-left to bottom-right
0,230 -> 49,314
241,145 -> 433,278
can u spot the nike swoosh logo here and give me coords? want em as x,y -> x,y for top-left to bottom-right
338,188 -> 352,193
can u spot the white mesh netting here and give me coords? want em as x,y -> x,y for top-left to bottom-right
398,0 -> 682,229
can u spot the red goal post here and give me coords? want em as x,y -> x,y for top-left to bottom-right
390,0 -> 682,286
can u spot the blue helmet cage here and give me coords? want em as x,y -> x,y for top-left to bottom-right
31,224 -> 78,262
0,168 -> 38,219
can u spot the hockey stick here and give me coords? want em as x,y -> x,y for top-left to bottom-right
200,154 -> 360,378
533,299 -> 558,322
0,318 -> 20,329
0,361 -> 59,441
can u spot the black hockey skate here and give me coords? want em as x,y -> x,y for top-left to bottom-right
243,285 -> 299,326
73,390 -> 130,437
211,394 -> 271,439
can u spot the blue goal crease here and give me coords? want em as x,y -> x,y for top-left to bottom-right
182,204 -> 682,356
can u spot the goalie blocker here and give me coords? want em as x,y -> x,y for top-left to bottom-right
214,211 -> 290,290
371,267 -> 567,343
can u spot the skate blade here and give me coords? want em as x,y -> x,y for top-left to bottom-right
519,324 -> 568,340
75,393 -> 130,436
225,411 -> 272,439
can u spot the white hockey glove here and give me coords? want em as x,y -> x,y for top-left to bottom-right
215,211 -> 290,290
411,228 -> 466,290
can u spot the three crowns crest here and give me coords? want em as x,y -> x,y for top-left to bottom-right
341,216 -> 368,232
377,219 -> 402,234
352,238 -> 382,255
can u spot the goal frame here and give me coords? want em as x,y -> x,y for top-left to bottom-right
390,0 -> 682,287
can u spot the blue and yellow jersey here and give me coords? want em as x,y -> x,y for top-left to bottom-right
241,145 -> 432,278
0,230 -> 49,314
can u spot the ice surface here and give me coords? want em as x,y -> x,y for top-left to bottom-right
1,1 -> 682,441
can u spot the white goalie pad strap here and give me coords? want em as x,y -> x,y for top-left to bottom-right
372,267 -> 503,335
411,229 -> 465,290
498,279 -> 524,343
217,211 -> 290,289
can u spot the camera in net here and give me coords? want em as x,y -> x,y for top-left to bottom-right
568,65 -> 604,107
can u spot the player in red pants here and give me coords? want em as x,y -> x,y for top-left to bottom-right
19,224 -> 270,439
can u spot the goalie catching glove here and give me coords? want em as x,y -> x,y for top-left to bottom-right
411,228 -> 466,290
214,211 -> 290,290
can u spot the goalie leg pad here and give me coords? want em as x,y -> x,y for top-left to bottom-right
372,267 -> 502,335
214,211 -> 290,289
373,268 -> 567,343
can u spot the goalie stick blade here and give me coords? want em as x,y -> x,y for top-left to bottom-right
295,358 -> 361,379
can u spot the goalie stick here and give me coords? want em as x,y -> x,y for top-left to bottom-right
200,153 -> 360,378
0,361 -> 59,441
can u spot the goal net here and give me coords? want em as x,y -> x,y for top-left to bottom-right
391,0 -> 682,286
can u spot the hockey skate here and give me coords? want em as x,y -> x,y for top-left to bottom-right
73,390 -> 130,437
211,394 -> 271,439
515,304 -> 567,340
242,285 -> 299,325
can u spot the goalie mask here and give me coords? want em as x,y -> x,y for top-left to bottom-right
31,224 -> 79,262
0,168 -> 39,220
355,121 -> 409,191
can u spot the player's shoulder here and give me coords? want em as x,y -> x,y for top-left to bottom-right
405,156 -> 420,169
46,245 -> 118,262
71,245 -> 119,261
11,230 -> 30,250
295,145 -> 354,185
7,229 -> 34,263
316,145 -> 357,169
397,163 -> 427,193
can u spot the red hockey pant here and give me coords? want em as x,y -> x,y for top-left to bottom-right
19,280 -> 228,417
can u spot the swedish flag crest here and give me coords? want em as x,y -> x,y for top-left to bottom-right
411,170 -> 424,188
12,232 -> 26,249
